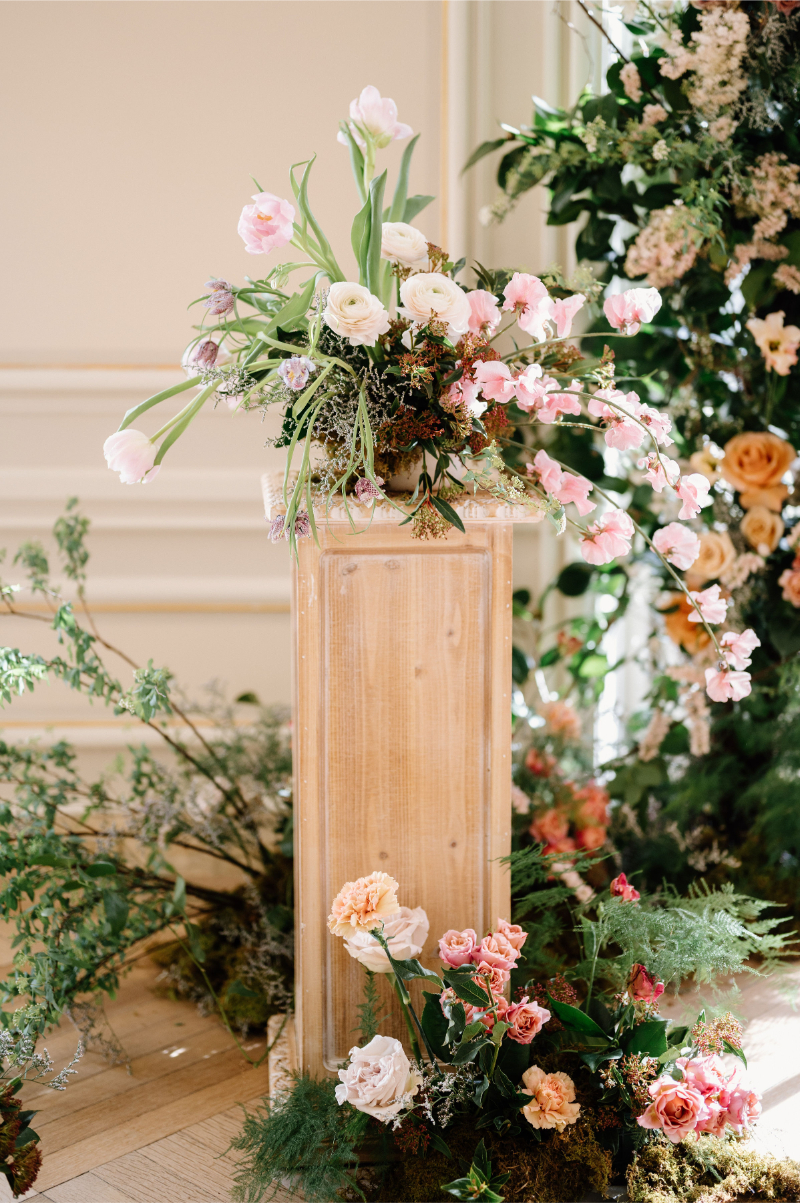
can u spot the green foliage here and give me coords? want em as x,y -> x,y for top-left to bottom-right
355,970 -> 386,1044
627,1134 -> 800,1203
442,1139 -> 509,1201
230,1074 -> 368,1203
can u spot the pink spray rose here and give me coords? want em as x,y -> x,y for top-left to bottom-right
637,1077 -> 709,1142
628,963 -> 665,1003
704,666 -> 752,703
652,522 -> 700,571
725,1079 -> 762,1133
438,928 -> 479,968
551,294 -> 585,336
474,932 -> 518,973
466,289 -> 501,334
687,584 -> 728,625
338,85 -> 412,150
474,359 -> 518,403
610,872 -> 640,901
238,192 -> 295,255
604,287 -> 662,336
580,510 -> 634,565
676,473 -> 713,520
505,997 -> 551,1044
495,919 -> 527,952
720,628 -> 760,670
472,960 -> 510,992
103,429 -> 159,485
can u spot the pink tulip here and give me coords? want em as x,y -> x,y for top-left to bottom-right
466,289 -> 501,334
474,359 -> 517,402
687,584 -> 728,625
238,192 -> 295,255
103,429 -> 159,485
580,510 -> 634,565
651,522 -> 700,571
720,628 -> 760,670
338,85 -> 413,150
705,667 -> 752,703
638,453 -> 680,492
603,287 -> 662,336
676,473 -> 712,520
551,294 -> 585,336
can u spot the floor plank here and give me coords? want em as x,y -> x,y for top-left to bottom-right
42,1171 -> 136,1202
93,1150 -> 223,1203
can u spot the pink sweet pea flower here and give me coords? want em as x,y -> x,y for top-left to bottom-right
338,85 -> 413,149
637,1078 -> 709,1143
687,584 -> 728,625
515,366 -> 555,413
538,380 -> 583,424
638,453 -> 680,492
504,998 -> 551,1044
652,522 -> 700,571
438,928 -> 479,967
466,289 -> 501,334
637,403 -> 674,447
530,450 -> 596,515
502,273 -> 553,340
495,918 -> 527,952
604,287 -> 662,336
238,192 -> 295,255
610,872 -> 640,902
474,359 -> 517,403
588,388 -> 645,450
705,666 -> 752,703
551,294 -> 585,337
448,377 -> 487,418
580,509 -> 634,565
676,473 -> 713,520
473,933 -> 518,973
720,628 -> 760,670
532,448 -> 563,494
103,429 -> 159,485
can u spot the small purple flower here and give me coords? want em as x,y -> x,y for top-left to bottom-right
278,356 -> 316,391
268,511 -> 312,542
203,278 -> 234,315
354,476 -> 385,501
268,515 -> 286,542
189,339 -> 219,370
293,512 -> 312,539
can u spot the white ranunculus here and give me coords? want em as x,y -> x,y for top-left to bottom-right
399,273 -> 472,335
343,906 -> 429,973
381,223 -> 429,267
335,1035 -> 422,1122
323,282 -> 390,347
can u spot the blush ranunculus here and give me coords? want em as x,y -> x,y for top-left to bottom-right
603,287 -> 662,335
637,1077 -> 709,1143
705,666 -> 752,703
438,928 -> 479,968
343,906 -> 429,972
327,871 -> 400,937
238,192 -> 295,255
676,473 -> 713,520
610,872 -> 640,901
687,584 -> 728,625
466,289 -> 502,334
720,628 -> 760,670
520,1066 -> 581,1131
380,222 -> 428,267
400,273 -> 471,334
103,429 -> 159,485
505,998 -> 551,1044
474,932 -> 518,972
324,282 -> 390,347
652,522 -> 700,571
628,963 -> 665,1003
335,1035 -> 421,1121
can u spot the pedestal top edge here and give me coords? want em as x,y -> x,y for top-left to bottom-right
260,473 -> 545,525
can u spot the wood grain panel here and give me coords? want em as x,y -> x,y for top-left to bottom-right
293,517 -> 514,1076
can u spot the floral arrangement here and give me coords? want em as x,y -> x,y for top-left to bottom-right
231,860 -> 795,1203
472,0 -> 800,903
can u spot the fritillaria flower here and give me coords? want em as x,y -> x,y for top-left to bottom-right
203,279 -> 234,315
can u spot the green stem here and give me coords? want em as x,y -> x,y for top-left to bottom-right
390,974 -> 423,1064
503,330 -> 619,362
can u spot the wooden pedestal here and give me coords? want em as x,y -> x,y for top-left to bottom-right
264,483 -> 538,1078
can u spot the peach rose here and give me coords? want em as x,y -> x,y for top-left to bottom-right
778,565 -> 800,607
495,918 -> 528,952
520,1066 -> 581,1131
438,928 -> 479,967
530,808 -> 570,845
637,1077 -> 708,1142
662,594 -> 712,654
720,431 -> 795,493
685,530 -> 736,586
474,932 -> 518,972
472,960 -> 510,992
574,782 -> 610,826
327,871 -> 400,937
739,485 -> 788,512
740,505 -> 784,554
541,700 -> 582,740
505,998 -> 551,1044
576,824 -> 607,851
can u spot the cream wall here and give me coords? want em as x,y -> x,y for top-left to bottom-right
1,0 -> 597,752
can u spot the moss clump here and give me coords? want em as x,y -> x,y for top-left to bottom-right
628,1134 -> 800,1203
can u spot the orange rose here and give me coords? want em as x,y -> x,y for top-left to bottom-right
661,594 -> 711,654
779,566 -> 800,607
740,506 -> 784,554
739,485 -> 788,512
685,530 -> 736,587
720,431 -> 795,493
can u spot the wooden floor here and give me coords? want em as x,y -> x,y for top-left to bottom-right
5,958 -> 800,1203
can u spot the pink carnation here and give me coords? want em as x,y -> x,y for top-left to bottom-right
638,453 -> 680,492
438,928 -> 479,968
474,359 -> 517,403
652,522 -> 700,571
676,473 -> 713,520
603,287 -> 662,336
466,289 -> 501,334
505,997 -> 551,1044
720,628 -> 760,670
474,932 -> 518,973
610,872 -> 640,902
580,509 -> 634,565
687,584 -> 728,625
637,1078 -> 709,1143
705,667 -> 752,703
551,294 -> 585,337
238,192 -> 295,255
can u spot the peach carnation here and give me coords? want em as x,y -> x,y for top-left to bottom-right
520,1066 -> 581,1131
327,871 -> 400,937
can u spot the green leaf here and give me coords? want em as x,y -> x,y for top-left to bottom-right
30,855 -> 73,870
493,1065 -> 516,1097
556,562 -> 594,597
511,645 -> 529,685
403,194 -> 435,223
366,171 -> 387,298
226,978 -> 260,1000
625,1019 -> 668,1058
578,654 -> 609,679
14,1127 -> 39,1148
266,273 -> 321,335
723,1039 -> 747,1068
103,892 -> 129,936
446,975 -> 493,1009
172,875 -> 187,913
118,377 -> 199,432
388,133 -> 420,222
339,123 -> 366,204
387,956 -> 442,985
422,991 -> 450,1060
431,1132 -> 453,1159
581,1048 -> 623,1072
83,861 -> 117,878
462,137 -> 510,173
430,494 -> 466,534
351,192 -> 372,287
547,996 -> 610,1041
